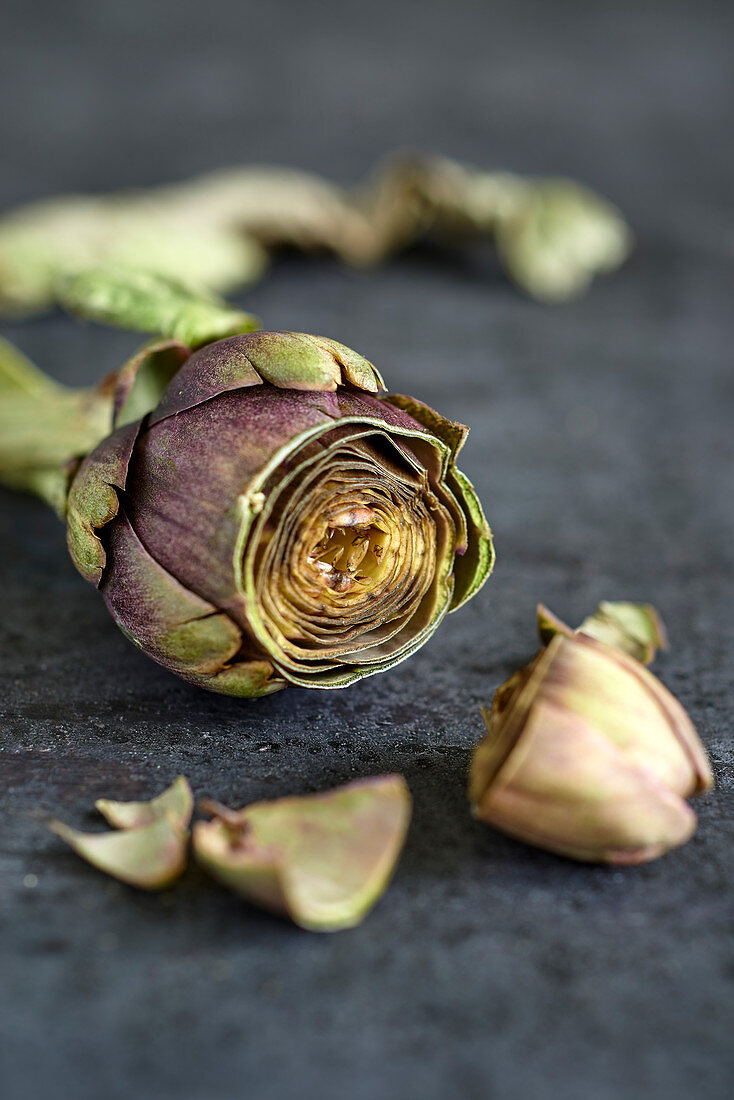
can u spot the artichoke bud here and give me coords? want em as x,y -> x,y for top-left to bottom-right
469,633 -> 713,865
66,330 -> 493,696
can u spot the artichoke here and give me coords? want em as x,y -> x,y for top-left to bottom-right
1,311 -> 493,698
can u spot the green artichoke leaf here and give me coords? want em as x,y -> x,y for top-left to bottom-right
95,776 -> 194,831
49,813 -> 189,890
0,334 -> 60,398
495,179 -> 633,302
305,334 -> 385,391
0,191 -> 267,316
0,333 -> 194,514
65,423 -> 140,585
194,775 -> 411,932
193,662 -> 285,698
222,329 -> 342,391
0,156 -> 631,316
446,466 -> 495,610
385,394 -> 494,609
113,338 -> 191,428
385,393 -> 468,459
58,267 -> 260,347
148,331 -> 383,425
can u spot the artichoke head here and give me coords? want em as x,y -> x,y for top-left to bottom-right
66,331 -> 493,696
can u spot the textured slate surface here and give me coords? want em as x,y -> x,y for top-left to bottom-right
1,2 -> 732,1098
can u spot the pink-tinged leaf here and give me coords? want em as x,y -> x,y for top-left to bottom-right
193,775 -> 411,931
49,815 -> 189,890
95,776 -> 194,831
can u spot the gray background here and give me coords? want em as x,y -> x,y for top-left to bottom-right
1,1 -> 732,1098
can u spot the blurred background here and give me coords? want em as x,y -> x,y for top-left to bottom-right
1,2 -> 732,1100
1,0 -> 732,225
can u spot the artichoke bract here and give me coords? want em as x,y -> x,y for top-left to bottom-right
469,633 -> 713,865
194,775 -> 411,931
49,777 -> 194,891
66,331 -> 493,697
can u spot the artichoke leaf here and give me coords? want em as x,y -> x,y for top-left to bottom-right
49,813 -> 188,890
65,423 -> 140,585
470,629 -> 713,865
149,331 -> 382,424
58,267 -> 259,347
112,338 -> 191,428
194,775 -> 411,931
95,776 -> 194,831
0,336 -> 117,515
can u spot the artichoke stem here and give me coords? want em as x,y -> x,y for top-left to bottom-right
0,336 -> 114,515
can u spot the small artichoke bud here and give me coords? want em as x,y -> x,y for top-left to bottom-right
469,634 -> 713,865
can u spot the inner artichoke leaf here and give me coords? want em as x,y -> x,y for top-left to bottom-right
260,449 -> 433,633
239,423 -> 457,686
257,484 -> 436,660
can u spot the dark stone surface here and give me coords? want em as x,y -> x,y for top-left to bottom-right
1,2 -> 732,1098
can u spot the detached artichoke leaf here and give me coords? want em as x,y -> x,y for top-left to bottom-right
95,776 -> 194,831
536,603 -> 574,644
193,775 -> 411,931
49,813 -> 189,890
537,600 -> 668,665
0,155 -> 631,316
494,179 -> 632,302
0,190 -> 267,316
577,601 -> 668,664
